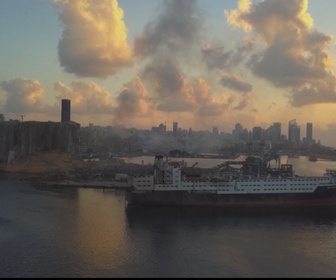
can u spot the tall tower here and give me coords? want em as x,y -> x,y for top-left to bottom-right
61,99 -> 71,122
288,119 -> 300,148
252,126 -> 263,141
273,122 -> 281,141
306,122 -> 313,142
173,122 -> 178,134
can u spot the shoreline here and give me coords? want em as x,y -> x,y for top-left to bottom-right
0,171 -> 132,190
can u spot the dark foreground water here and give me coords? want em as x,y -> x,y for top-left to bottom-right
1,179 -> 336,278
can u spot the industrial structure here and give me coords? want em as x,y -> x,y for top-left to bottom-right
61,99 -> 71,122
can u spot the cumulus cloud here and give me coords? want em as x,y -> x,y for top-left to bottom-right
53,78 -> 157,126
142,59 -> 197,112
226,0 -> 314,44
114,77 -> 152,121
0,77 -> 45,113
291,77 -> 336,106
192,78 -> 229,116
54,81 -> 116,114
54,0 -> 132,78
142,61 -> 241,116
225,0 -> 336,107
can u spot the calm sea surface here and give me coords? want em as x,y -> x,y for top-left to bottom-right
1,156 -> 336,277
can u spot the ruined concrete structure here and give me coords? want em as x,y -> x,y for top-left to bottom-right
61,99 -> 71,122
0,120 -> 80,163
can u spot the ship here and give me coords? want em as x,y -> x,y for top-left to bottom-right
125,155 -> 336,212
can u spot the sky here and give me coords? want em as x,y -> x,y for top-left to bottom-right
1,0 -> 336,147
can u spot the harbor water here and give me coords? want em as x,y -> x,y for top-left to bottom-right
1,156 -> 336,277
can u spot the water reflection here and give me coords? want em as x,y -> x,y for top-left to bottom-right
125,205 -> 336,277
1,180 -> 336,277
68,189 -> 127,271
125,205 -> 336,229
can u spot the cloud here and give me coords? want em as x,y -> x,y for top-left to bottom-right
54,78 -> 156,126
225,0 -> 314,44
132,0 -> 237,116
114,77 -> 152,122
234,92 -> 251,110
291,77 -> 336,106
142,59 -> 197,112
54,0 -> 132,78
201,37 -> 255,70
142,61 -> 236,115
0,77 -> 45,113
133,0 -> 203,58
192,78 -> 228,117
133,0 -> 205,100
225,0 -> 336,107
219,73 -> 253,93
54,81 -> 116,114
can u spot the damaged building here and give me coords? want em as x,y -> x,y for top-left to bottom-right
0,120 -> 80,164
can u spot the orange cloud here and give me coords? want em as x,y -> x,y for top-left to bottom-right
54,0 -> 133,78
114,77 -> 152,122
0,77 -> 45,113
54,81 -> 115,114
226,0 -> 313,45
226,0 -> 336,107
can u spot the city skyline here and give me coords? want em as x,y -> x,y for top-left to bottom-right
1,0 -> 336,147
86,117 -> 320,148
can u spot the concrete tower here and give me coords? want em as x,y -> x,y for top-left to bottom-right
61,99 -> 71,122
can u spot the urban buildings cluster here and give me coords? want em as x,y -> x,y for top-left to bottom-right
0,99 -> 323,160
80,117 -> 320,157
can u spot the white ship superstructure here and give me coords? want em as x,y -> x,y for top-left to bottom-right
130,156 -> 336,195
127,155 -> 336,209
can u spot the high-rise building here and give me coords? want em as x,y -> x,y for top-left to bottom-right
306,122 -> 313,141
288,119 -> 300,148
232,123 -> 248,142
0,113 -> 4,122
302,122 -> 315,148
159,123 -> 166,133
273,122 -> 281,141
264,122 -> 281,143
173,122 -> 178,134
252,126 -> 263,141
61,99 -> 71,122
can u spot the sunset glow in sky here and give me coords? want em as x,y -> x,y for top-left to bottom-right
1,0 -> 336,147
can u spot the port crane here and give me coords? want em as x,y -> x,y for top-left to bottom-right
15,114 -> 26,122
